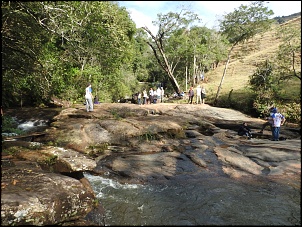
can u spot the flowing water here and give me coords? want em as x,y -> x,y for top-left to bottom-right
84,172 -> 300,226
4,118 -> 299,225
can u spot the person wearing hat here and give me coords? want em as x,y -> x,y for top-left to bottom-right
271,108 -> 286,141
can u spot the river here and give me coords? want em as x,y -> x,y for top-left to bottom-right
84,172 -> 300,226
4,112 -> 300,226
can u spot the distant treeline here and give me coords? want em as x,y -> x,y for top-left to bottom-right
274,12 -> 301,24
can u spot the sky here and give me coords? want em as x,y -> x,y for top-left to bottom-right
117,1 -> 301,33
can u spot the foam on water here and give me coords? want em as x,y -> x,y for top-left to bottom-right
84,173 -> 141,189
17,120 -> 47,131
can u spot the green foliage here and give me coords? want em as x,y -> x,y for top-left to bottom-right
219,1 -> 274,45
93,198 -> 100,207
87,143 -> 109,156
2,1 -> 137,107
280,102 -> 301,124
277,77 -> 301,103
249,60 -> 280,115
43,155 -> 58,166
2,147 -> 19,155
109,109 -> 123,120
132,29 -> 153,82
249,60 -> 277,98
29,142 -> 43,150
275,21 -> 301,81
2,115 -> 24,135
1,1 -> 300,125
142,9 -> 202,93
249,59 -> 301,123
139,131 -> 158,142
214,1 -> 274,104
216,88 -> 256,114
2,2 -> 54,107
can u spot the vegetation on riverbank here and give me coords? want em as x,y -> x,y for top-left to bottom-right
1,2 -> 300,123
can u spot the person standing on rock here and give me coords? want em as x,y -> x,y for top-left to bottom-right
85,83 -> 93,112
188,86 -> 194,104
143,89 -> 148,105
271,108 -> 286,141
201,86 -> 206,104
196,85 -> 202,104
156,87 -> 161,103
137,92 -> 142,105
149,87 -> 154,104
161,87 -> 164,103
153,89 -> 157,104
258,106 -> 275,134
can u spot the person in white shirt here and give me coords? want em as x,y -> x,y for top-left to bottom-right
85,83 -> 93,112
271,108 -> 286,141
156,87 -> 161,103
153,89 -> 157,104
143,89 -> 148,105
196,85 -> 202,104
137,92 -> 142,105
161,87 -> 164,103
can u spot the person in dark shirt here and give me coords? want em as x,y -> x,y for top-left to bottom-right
258,106 -> 275,134
238,122 -> 252,139
94,96 -> 100,104
188,86 -> 194,104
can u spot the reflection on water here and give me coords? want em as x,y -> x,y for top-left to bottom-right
84,173 -> 300,226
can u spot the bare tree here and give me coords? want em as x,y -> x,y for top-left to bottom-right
142,10 -> 199,94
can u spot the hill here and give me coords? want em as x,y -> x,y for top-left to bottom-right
204,16 -> 301,108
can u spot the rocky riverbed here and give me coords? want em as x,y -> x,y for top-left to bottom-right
1,103 -> 301,225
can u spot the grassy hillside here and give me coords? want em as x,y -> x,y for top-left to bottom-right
203,16 -> 301,112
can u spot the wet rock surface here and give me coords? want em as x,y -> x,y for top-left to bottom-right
2,103 -> 301,225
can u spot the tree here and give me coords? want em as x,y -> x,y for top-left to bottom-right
214,1 -> 274,105
142,10 -> 199,94
249,60 -> 277,111
2,1 -> 52,107
186,26 -> 229,84
131,28 -> 153,82
275,19 -> 301,81
2,1 -> 137,107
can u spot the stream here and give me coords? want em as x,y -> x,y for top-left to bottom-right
84,172 -> 300,226
3,116 -> 300,226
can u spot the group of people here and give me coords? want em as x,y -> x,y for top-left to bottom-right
85,83 -> 286,142
188,85 -> 206,104
238,107 -> 286,141
136,87 -> 165,105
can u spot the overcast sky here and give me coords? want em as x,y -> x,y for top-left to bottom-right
118,1 -> 301,33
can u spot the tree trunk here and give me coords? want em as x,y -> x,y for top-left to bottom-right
143,26 -> 181,94
214,45 -> 235,105
193,54 -> 196,86
185,65 -> 188,92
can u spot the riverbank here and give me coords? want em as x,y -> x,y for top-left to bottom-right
1,103 -> 300,225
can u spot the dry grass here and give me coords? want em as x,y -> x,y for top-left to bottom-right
203,17 -> 301,103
